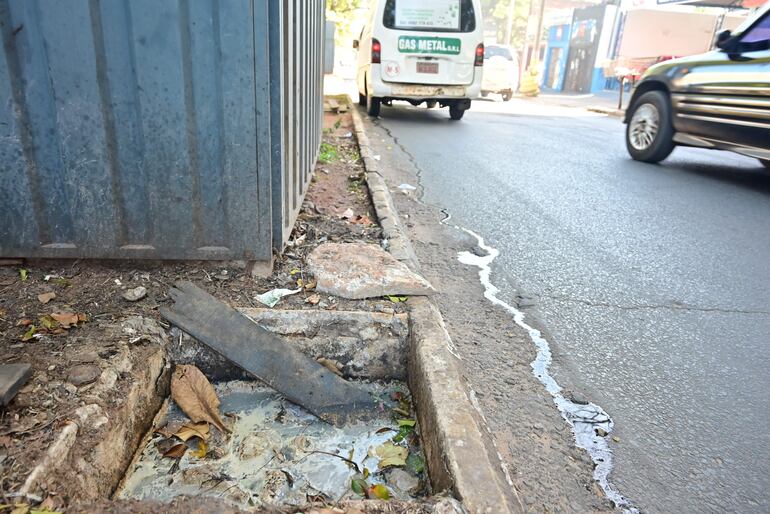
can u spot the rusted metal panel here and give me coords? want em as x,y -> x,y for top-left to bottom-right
0,0 -> 324,262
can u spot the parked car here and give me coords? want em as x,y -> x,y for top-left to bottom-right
481,44 -> 519,101
623,3 -> 770,168
354,0 -> 484,120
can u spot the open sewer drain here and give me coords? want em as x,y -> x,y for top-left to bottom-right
119,380 -> 427,507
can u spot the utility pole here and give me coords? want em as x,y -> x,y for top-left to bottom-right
504,0 -> 516,46
532,0 -> 546,65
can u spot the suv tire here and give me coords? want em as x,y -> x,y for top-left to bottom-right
625,91 -> 675,163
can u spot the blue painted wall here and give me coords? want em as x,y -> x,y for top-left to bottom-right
541,24 -> 571,92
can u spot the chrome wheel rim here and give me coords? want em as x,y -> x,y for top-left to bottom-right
629,103 -> 660,151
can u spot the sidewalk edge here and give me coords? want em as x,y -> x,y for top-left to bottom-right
348,98 -> 524,514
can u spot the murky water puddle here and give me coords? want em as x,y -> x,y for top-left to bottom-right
442,211 -> 636,511
119,380 -> 427,507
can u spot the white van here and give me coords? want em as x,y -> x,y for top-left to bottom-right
481,44 -> 519,101
354,0 -> 484,120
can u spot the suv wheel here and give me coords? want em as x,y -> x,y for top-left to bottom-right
625,91 -> 675,163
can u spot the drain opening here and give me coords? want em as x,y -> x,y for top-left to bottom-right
119,379 -> 428,507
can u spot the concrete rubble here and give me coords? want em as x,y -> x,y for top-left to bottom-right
307,243 -> 435,300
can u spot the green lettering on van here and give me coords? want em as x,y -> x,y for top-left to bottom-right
397,36 -> 461,55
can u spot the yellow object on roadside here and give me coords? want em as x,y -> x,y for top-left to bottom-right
520,65 -> 541,97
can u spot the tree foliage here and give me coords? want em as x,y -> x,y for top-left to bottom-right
327,0 -> 366,46
480,0 -> 531,51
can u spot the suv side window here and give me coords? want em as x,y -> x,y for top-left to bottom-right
740,13 -> 770,44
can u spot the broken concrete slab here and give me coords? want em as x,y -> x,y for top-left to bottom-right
160,282 -> 377,426
307,243 -> 435,299
0,363 -> 32,405
168,308 -> 409,382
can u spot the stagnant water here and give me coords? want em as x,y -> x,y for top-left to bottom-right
442,211 -> 636,511
120,380 -> 426,507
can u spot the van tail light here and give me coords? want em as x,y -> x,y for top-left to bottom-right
372,38 -> 382,64
475,43 -> 484,66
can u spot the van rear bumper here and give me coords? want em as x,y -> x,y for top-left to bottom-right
370,68 -> 481,100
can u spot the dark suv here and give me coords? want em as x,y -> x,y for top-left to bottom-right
624,4 -> 770,168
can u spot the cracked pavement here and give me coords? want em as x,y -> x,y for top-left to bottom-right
361,99 -> 770,513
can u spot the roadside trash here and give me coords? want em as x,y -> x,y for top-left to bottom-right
122,286 -> 147,302
398,183 -> 417,191
373,155 -> 381,161
254,287 -> 302,308
340,208 -> 355,219
0,364 -> 32,405
344,131 -> 353,138
160,282 -> 377,425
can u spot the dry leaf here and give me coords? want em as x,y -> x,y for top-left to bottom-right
37,292 -> 56,304
305,294 -> 321,305
10,503 -> 29,514
51,312 -> 79,328
21,325 -> 37,341
174,422 -> 210,442
351,215 -> 373,225
191,440 -> 207,458
369,483 -> 390,500
374,441 -> 408,468
39,315 -> 58,330
152,426 -> 176,439
171,365 -> 230,433
316,357 -> 343,377
304,280 -> 317,291
17,318 -> 32,327
162,443 -> 188,459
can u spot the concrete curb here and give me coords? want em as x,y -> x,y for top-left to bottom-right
587,105 -> 624,117
350,104 -> 419,267
348,98 -> 524,514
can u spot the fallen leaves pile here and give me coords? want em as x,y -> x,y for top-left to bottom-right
348,391 -> 425,500
146,365 -> 426,503
153,365 -> 231,461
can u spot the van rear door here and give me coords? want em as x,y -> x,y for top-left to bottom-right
377,0 -> 480,86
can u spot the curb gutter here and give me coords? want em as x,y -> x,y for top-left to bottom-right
349,101 -> 524,514
587,105 -> 624,117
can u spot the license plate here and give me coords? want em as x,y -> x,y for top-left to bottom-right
416,62 -> 438,74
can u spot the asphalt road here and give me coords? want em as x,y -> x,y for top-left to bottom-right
371,98 -> 770,513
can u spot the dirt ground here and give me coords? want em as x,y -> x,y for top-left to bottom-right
0,107 -> 410,511
358,111 -> 615,513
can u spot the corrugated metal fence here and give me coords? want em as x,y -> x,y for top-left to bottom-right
0,0 -> 323,263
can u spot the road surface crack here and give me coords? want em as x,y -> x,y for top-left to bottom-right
373,119 -> 426,200
537,295 -> 770,315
